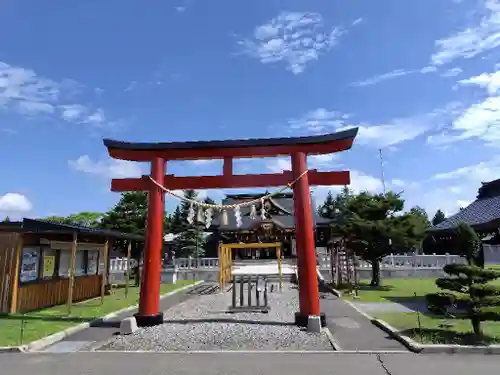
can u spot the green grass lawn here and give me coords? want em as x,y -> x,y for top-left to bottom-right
339,276 -> 500,345
341,278 -> 441,303
375,312 -> 500,345
0,280 -> 195,347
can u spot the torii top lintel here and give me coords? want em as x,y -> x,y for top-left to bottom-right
103,128 -> 358,162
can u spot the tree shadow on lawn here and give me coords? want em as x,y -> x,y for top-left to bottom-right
400,327 -> 498,346
385,296 -> 429,312
332,282 -> 395,292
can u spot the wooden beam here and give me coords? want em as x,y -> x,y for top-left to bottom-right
67,232 -> 78,315
110,170 -> 350,192
125,240 -> 132,299
224,242 -> 281,249
107,138 -> 355,162
9,234 -> 23,314
101,237 -> 110,304
223,157 -> 233,176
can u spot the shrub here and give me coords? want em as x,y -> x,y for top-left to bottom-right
436,263 -> 500,336
426,293 -> 456,314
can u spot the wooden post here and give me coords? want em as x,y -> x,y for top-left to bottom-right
67,232 -> 78,315
277,244 -> 283,291
125,240 -> 132,299
101,237 -> 110,304
9,234 -> 24,314
219,245 -> 224,292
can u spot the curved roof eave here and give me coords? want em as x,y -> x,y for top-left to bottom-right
103,128 -> 359,162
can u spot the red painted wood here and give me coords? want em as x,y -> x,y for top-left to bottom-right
107,138 -> 354,162
223,157 -> 233,176
291,152 -> 321,318
138,157 -> 165,319
110,170 -> 351,192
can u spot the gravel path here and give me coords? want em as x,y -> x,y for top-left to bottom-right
100,283 -> 333,351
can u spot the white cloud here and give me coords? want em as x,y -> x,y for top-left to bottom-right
430,0 -> 500,66
69,155 -> 144,178
265,154 -> 339,174
289,108 -> 349,133
458,69 -> 500,94
0,61 -> 59,113
442,67 -> 463,77
350,69 -> 413,87
289,104 -> 459,148
428,96 -> 500,145
265,157 -> 291,173
390,179 -> 405,187
238,11 -> 345,74
17,101 -> 54,115
352,18 -> 364,26
313,170 -> 383,205
0,60 -> 115,129
0,193 -> 32,213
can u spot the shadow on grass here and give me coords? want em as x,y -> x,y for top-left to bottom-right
385,296 -> 429,312
400,327 -> 498,346
163,318 -> 295,327
332,282 -> 395,292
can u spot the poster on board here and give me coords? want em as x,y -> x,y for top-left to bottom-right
42,255 -> 55,278
20,248 -> 39,283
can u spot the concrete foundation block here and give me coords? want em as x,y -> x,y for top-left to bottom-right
120,317 -> 138,335
307,315 -> 322,333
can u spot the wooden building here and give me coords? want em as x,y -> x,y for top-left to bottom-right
0,218 -> 143,314
210,192 -> 331,259
425,178 -> 500,256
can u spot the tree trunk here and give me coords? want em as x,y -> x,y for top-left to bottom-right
371,260 -> 380,286
471,315 -> 482,337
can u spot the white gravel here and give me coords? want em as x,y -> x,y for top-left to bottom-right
101,282 -> 333,351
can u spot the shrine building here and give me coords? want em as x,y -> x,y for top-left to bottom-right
210,192 -> 331,260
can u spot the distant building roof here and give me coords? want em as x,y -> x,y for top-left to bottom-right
429,178 -> 500,233
211,192 -> 329,231
0,218 -> 144,241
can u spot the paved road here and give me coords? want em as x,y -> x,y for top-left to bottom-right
320,291 -> 406,351
1,352 -> 498,375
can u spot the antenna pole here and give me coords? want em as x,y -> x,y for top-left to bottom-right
379,149 -> 386,194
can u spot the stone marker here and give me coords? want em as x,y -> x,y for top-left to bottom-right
120,317 -> 138,335
307,315 -> 322,333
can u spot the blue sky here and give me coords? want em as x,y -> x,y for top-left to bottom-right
1,0 -> 500,220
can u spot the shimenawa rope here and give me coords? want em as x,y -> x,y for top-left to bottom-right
148,169 -> 309,210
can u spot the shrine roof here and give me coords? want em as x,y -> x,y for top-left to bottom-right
103,128 -> 358,161
428,178 -> 500,233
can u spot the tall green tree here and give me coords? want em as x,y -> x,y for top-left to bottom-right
2,216 -> 10,222
101,192 -> 149,236
431,209 -> 446,226
171,190 -> 206,258
343,191 -> 420,286
169,206 -> 184,234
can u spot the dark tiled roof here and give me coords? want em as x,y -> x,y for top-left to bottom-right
103,128 -> 358,151
0,218 -> 144,241
428,196 -> 500,232
211,193 -> 325,230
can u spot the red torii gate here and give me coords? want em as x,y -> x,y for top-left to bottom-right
103,127 -> 358,328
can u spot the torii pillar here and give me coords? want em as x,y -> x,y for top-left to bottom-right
137,157 -> 165,326
103,127 -> 358,328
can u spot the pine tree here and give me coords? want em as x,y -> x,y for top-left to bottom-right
171,190 -> 206,258
170,206 -> 184,234
343,191 -> 421,286
432,209 -> 446,226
